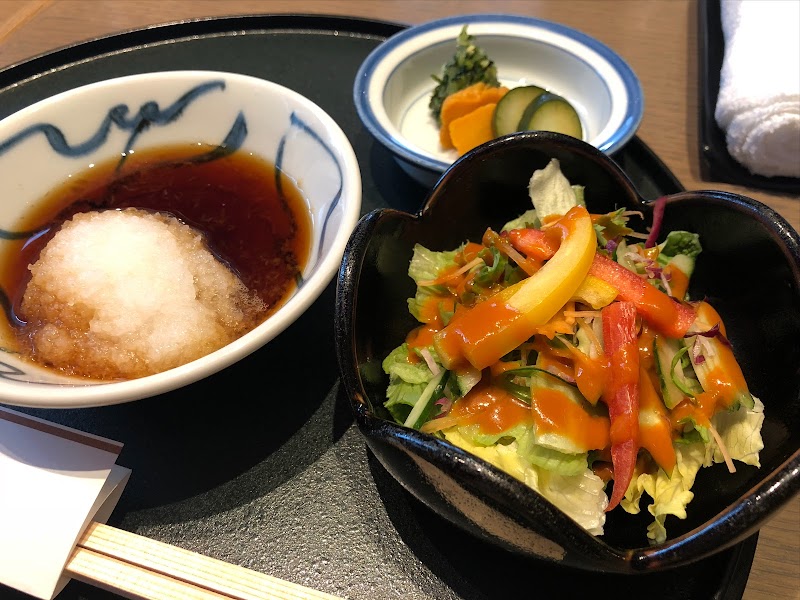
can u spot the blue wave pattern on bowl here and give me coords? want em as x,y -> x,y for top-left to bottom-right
354,13 -> 644,181
0,77 -> 345,385
277,112 -> 344,283
0,81 -> 243,162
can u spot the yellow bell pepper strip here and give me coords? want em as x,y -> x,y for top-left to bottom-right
433,206 -> 596,370
588,254 -> 697,339
601,300 -> 640,512
570,274 -> 618,309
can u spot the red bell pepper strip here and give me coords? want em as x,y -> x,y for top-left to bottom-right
601,300 -> 640,512
505,228 -> 561,261
589,254 -> 696,339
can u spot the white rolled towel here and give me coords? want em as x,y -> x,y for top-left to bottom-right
714,0 -> 800,178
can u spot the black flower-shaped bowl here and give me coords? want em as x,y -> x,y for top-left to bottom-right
334,131 -> 800,573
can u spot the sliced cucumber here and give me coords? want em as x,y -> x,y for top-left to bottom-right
518,92 -> 584,140
492,85 -> 546,137
528,368 -> 606,455
495,365 -> 572,404
662,253 -> 695,278
654,335 -> 701,409
685,304 -> 755,411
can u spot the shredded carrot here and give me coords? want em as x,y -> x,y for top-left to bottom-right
576,318 -> 603,359
483,229 -> 541,276
534,318 -> 578,339
417,256 -> 484,287
564,310 -> 601,319
708,421 -> 736,473
420,414 -> 461,433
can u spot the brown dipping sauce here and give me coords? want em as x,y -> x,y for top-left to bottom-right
0,143 -> 312,359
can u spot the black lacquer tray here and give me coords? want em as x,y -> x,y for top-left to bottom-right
0,14 -> 756,600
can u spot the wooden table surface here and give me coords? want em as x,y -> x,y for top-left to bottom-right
1,1 -> 797,599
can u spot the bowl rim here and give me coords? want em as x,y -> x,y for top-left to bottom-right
0,69 -> 363,409
353,13 -> 644,175
334,131 -> 800,570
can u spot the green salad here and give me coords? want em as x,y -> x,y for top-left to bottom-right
382,159 -> 764,542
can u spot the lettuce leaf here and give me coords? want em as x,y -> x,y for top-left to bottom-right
443,428 -> 607,535
622,397 -> 765,544
593,208 -> 633,248
407,244 -> 460,323
705,395 -> 765,468
382,343 -> 432,385
408,243 -> 460,282
456,422 -> 530,447
527,159 -> 585,219
621,442 -> 706,544
383,343 -> 436,421
502,208 -> 540,232
517,430 -> 589,476
658,231 -> 702,260
534,463 -> 607,536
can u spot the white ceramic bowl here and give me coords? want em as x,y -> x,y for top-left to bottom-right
354,14 -> 644,187
0,70 -> 361,408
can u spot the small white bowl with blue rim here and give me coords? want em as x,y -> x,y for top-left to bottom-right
0,70 -> 361,408
354,13 -> 644,187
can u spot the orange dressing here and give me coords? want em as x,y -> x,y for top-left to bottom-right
423,262 -> 462,287
450,383 -> 533,434
638,365 -> 676,472
531,337 -> 571,359
671,301 -> 750,427
442,242 -> 488,297
506,227 -> 560,261
694,303 -> 748,408
407,324 -> 438,350
489,360 -> 522,376
536,351 -> 576,382
636,284 -> 697,339
641,246 -> 659,261
461,242 -> 485,263
435,296 -> 525,369
637,324 -> 656,371
671,392 -> 715,429
670,362 -> 746,428
531,388 -> 610,451
609,411 -> 639,446
701,362 -> 749,409
573,353 -> 609,405
665,263 -> 690,299
415,293 -> 446,327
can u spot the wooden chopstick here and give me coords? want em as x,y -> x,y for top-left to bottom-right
66,546 -> 230,600
65,522 -> 344,600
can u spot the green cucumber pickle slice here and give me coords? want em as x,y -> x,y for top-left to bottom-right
518,92 -> 584,140
492,85 -> 546,137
